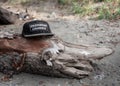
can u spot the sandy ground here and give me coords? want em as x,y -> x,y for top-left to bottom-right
0,1 -> 120,86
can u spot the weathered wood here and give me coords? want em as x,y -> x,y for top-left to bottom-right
0,33 -> 113,80
0,7 -> 17,25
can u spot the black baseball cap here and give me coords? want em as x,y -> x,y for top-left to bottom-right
22,20 -> 54,37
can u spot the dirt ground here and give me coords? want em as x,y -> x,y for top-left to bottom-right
0,1 -> 120,86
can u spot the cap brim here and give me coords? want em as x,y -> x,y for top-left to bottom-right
23,33 -> 54,37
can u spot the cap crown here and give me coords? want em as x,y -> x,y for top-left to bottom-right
22,20 -> 54,37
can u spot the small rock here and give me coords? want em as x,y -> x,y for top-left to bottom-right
58,84 -> 61,86
94,73 -> 105,80
39,80 -> 45,85
99,41 -> 103,44
112,83 -> 115,86
51,12 -> 57,18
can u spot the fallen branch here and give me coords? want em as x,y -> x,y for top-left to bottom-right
0,33 -> 113,80
0,7 -> 18,24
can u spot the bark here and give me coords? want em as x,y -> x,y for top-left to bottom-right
0,7 -> 17,25
0,33 -> 113,79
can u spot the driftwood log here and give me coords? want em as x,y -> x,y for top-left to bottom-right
0,32 -> 113,80
0,7 -> 17,25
